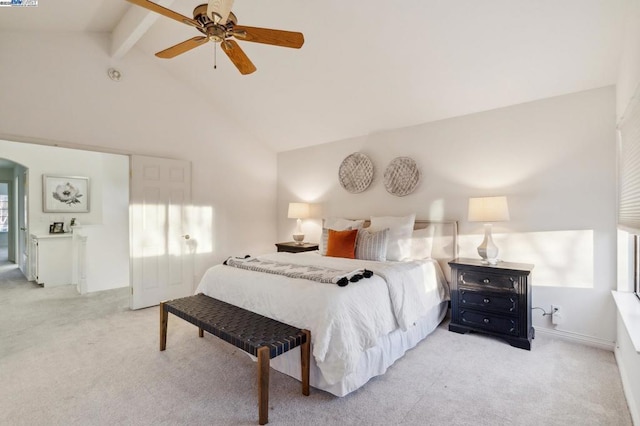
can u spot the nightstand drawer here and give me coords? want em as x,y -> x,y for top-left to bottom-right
459,310 -> 519,336
459,270 -> 518,292
459,288 -> 518,315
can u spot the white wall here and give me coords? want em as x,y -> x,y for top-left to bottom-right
615,0 -> 640,422
0,140 -> 130,292
0,143 -> 121,233
278,86 -> 617,345
0,30 -> 278,280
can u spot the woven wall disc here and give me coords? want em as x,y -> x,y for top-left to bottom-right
338,152 -> 374,193
383,157 -> 420,196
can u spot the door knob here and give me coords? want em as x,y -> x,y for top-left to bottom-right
182,234 -> 190,240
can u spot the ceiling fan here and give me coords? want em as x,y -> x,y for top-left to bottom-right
126,0 -> 305,75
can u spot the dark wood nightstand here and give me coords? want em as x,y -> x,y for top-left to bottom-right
275,242 -> 319,253
448,258 -> 534,350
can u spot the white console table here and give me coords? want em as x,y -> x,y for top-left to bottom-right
30,233 -> 74,287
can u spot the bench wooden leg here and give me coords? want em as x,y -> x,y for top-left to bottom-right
199,328 -> 204,338
159,302 -> 168,351
301,329 -> 310,396
257,346 -> 270,425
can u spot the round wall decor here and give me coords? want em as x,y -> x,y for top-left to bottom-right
338,152 -> 374,193
383,157 -> 420,196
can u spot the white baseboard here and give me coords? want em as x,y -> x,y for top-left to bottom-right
533,326 -> 615,351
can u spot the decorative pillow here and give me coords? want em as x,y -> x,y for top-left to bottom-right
324,217 -> 365,230
409,225 -> 434,260
355,228 -> 389,261
320,218 -> 365,255
326,229 -> 358,259
368,214 -> 416,261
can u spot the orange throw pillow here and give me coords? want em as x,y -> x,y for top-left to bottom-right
326,229 -> 358,259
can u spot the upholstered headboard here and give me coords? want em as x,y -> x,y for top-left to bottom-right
360,219 -> 459,283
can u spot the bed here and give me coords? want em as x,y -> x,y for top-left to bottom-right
195,219 -> 458,397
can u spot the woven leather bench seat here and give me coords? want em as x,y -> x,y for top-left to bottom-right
160,293 -> 310,425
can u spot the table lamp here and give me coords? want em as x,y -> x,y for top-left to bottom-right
468,196 -> 510,264
287,202 -> 310,244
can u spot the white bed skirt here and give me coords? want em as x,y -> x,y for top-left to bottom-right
266,301 -> 448,397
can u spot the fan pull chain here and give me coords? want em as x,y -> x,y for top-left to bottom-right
214,43 -> 217,70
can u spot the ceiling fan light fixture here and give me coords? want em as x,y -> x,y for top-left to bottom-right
207,0 -> 233,25
125,0 -> 304,75
107,68 -> 122,82
210,12 -> 222,23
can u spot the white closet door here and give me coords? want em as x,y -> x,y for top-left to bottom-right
130,155 -> 193,309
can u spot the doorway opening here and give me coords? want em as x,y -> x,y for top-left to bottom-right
0,182 -> 10,263
0,164 -> 27,282
0,182 -> 8,262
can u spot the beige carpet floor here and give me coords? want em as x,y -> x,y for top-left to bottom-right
0,260 -> 633,425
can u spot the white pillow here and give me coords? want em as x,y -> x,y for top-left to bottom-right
409,225 -> 434,260
324,217 -> 365,230
320,218 -> 365,255
355,228 -> 389,261
368,214 -> 416,261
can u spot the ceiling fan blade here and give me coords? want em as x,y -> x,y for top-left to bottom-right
232,26 -> 304,49
207,0 -> 234,24
221,40 -> 257,75
126,0 -> 202,28
155,37 -> 208,59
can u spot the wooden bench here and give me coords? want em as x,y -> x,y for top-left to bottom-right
159,293 -> 310,425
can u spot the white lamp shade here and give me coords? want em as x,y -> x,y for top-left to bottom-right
468,196 -> 510,222
287,202 -> 310,219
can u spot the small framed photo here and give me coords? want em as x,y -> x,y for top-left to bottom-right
42,175 -> 89,213
49,222 -> 64,234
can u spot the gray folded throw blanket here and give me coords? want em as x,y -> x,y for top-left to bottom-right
224,256 -> 373,287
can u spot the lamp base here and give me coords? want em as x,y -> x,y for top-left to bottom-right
477,223 -> 499,264
292,234 -> 305,245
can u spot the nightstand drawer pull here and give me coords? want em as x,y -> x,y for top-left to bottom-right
483,298 -> 490,304
483,278 -> 490,284
483,318 -> 490,324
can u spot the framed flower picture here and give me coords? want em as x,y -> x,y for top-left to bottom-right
42,175 -> 90,213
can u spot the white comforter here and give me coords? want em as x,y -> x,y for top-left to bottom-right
195,252 -> 449,385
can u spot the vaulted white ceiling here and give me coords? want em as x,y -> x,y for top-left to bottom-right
0,0 -> 627,152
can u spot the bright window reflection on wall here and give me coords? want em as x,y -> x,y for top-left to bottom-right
502,230 -> 594,288
130,204 -> 213,258
186,205 -> 213,254
459,229 -> 594,288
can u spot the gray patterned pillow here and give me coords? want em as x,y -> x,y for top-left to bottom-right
355,228 -> 389,261
368,214 -> 415,261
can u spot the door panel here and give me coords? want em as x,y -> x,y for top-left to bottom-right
130,155 -> 192,309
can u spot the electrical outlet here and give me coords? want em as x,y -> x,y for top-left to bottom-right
551,305 -> 563,325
